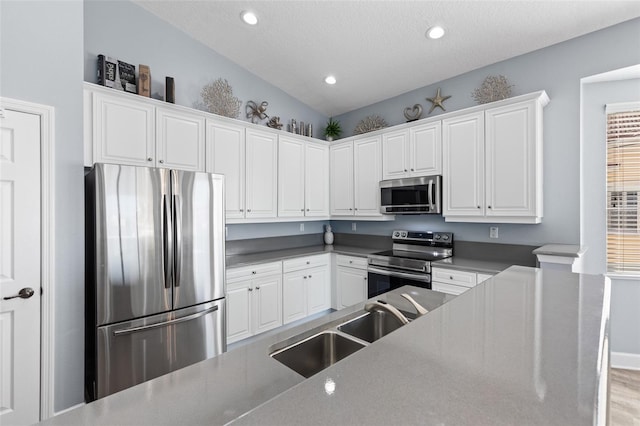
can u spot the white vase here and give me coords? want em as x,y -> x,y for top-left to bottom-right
324,225 -> 334,245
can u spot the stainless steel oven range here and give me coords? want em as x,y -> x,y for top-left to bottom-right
367,230 -> 453,298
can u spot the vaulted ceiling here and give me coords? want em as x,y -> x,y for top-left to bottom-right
134,1 -> 640,116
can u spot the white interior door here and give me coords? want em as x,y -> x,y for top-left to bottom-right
0,109 -> 41,425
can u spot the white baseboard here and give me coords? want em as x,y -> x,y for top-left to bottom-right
53,402 -> 85,418
611,351 -> 640,370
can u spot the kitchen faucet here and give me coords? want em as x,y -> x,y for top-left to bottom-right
364,300 -> 410,325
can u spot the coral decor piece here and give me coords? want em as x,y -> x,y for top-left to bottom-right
354,115 -> 388,135
266,116 -> 283,130
472,75 -> 514,104
201,78 -> 241,118
425,88 -> 451,114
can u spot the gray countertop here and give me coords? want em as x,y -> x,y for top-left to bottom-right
41,266 -> 609,426
225,244 -> 377,268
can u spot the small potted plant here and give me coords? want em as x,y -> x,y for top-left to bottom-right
324,117 -> 342,141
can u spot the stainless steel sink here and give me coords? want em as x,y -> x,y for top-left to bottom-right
270,331 -> 366,378
337,310 -> 406,343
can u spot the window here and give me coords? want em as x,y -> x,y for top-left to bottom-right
606,105 -> 640,273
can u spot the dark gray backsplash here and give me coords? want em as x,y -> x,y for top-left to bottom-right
227,232 -> 537,266
226,233 -> 324,256
453,241 -> 538,266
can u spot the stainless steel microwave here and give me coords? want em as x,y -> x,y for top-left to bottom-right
379,175 -> 442,215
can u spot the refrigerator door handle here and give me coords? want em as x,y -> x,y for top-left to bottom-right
112,305 -> 219,336
174,194 -> 182,287
163,194 -> 174,289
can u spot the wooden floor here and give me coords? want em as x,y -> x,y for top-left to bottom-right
611,368 -> 640,425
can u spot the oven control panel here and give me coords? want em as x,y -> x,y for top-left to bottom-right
391,230 -> 453,245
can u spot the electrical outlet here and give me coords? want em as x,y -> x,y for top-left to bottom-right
300,223 -> 304,232
352,222 -> 357,231
489,226 -> 499,239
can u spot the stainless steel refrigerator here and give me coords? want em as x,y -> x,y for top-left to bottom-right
85,163 -> 226,401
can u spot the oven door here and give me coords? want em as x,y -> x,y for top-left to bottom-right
367,266 -> 431,298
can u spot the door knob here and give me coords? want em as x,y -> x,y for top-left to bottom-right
3,287 -> 35,300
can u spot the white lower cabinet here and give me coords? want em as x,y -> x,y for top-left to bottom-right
226,262 -> 282,344
431,267 -> 494,296
282,254 -> 331,324
335,255 -> 368,309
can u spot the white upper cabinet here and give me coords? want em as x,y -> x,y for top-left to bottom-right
245,129 -> 278,219
92,91 -> 155,167
354,135 -> 382,216
277,136 -> 329,218
442,111 -> 485,217
206,120 -> 245,219
305,142 -> 330,217
330,142 -> 355,215
382,122 -> 441,180
382,129 -> 409,179
442,92 -> 548,223
410,121 -> 442,176
91,88 -> 204,171
156,107 -> 205,171
330,136 -> 382,217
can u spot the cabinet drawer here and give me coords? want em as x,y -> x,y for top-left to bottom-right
336,254 -> 368,270
432,282 -> 469,296
432,268 -> 477,288
227,261 -> 282,282
283,253 -> 330,273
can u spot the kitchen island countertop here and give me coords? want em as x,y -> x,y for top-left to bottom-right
40,266 -> 609,426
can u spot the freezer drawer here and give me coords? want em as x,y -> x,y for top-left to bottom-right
90,299 -> 225,400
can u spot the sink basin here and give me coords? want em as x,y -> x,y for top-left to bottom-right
271,331 -> 366,378
337,310 -> 406,343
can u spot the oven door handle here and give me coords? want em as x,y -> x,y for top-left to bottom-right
368,267 -> 431,283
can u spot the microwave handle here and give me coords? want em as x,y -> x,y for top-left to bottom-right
428,179 -> 434,211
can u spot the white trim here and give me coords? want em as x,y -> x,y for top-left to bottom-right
606,273 -> 640,281
0,97 -> 56,421
605,101 -> 640,114
611,351 -> 640,370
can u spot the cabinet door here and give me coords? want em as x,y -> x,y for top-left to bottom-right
305,143 -> 330,217
442,112 -> 485,217
226,281 -> 252,344
93,92 -> 155,167
330,142 -> 355,215
337,267 -> 367,309
206,120 -> 245,219
382,129 -> 409,180
306,266 -> 330,315
278,136 -> 305,217
253,275 -> 283,334
156,107 -> 205,171
246,129 -> 278,218
485,101 -> 538,218
410,121 -> 442,176
282,271 -> 307,324
354,136 -> 382,216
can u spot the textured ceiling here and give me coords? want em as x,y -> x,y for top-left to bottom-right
134,1 -> 640,116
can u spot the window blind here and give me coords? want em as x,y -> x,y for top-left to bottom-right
607,109 -> 640,273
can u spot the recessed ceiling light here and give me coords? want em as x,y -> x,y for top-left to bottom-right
241,11 -> 258,25
426,26 -> 445,40
325,75 -> 337,85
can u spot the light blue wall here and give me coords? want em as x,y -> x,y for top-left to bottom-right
83,0 -> 327,134
226,221 -> 329,241
333,18 -> 640,247
581,76 -> 640,357
0,0 -> 85,413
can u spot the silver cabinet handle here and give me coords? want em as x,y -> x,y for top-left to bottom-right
248,287 -> 253,292
3,287 -> 35,300
308,274 -> 312,278
113,305 -> 219,336
349,260 -> 353,264
404,169 -> 407,172
247,209 -> 252,212
159,159 -> 164,163
306,209 -> 309,211
411,168 -> 414,171
303,276 -> 307,279
255,286 -> 260,290
488,206 -> 492,209
240,209 -> 244,212
349,208 -> 353,211
449,276 -> 453,280
364,277 -> 367,281
147,157 -> 153,162
300,209 -> 304,212
252,271 -> 256,274
477,206 -> 481,209
355,208 -> 358,211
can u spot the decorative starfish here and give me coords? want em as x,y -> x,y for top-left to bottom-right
425,88 -> 451,114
